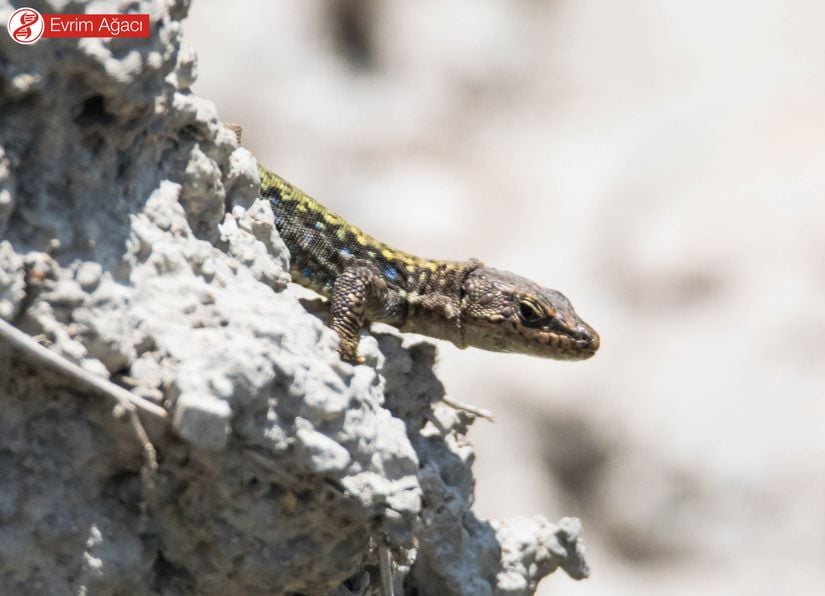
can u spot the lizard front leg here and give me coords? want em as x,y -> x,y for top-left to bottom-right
330,260 -> 389,363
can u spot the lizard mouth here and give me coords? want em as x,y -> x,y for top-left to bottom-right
554,343 -> 598,360
573,342 -> 599,359
538,324 -> 599,360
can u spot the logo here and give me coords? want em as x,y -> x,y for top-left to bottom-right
7,7 -> 45,45
5,7 -> 150,44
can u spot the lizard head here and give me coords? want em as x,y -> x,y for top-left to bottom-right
460,267 -> 599,360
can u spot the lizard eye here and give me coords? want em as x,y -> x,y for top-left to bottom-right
517,301 -> 544,326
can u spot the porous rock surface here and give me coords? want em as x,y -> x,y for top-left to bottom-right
0,1 -> 588,593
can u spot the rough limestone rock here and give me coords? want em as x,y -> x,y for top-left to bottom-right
0,0 -> 588,593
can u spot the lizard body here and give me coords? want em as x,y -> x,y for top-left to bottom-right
258,164 -> 599,364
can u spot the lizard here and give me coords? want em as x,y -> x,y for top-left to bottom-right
228,124 -> 599,364
256,164 -> 600,365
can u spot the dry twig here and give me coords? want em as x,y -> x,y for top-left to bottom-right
0,318 -> 165,522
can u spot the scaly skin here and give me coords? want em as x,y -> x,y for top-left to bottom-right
258,165 -> 600,364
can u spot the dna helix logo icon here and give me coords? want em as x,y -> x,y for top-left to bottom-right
7,7 -> 45,45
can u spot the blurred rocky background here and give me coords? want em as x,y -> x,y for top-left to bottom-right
186,1 -> 825,594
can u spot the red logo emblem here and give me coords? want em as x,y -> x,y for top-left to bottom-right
7,7 -> 45,44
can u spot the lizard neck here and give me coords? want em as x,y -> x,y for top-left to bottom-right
398,259 -> 482,348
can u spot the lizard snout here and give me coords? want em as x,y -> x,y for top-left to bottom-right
575,322 -> 600,352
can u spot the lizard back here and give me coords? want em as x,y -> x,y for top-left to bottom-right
259,165 -> 455,298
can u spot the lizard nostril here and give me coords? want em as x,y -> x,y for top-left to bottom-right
576,323 -> 600,350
